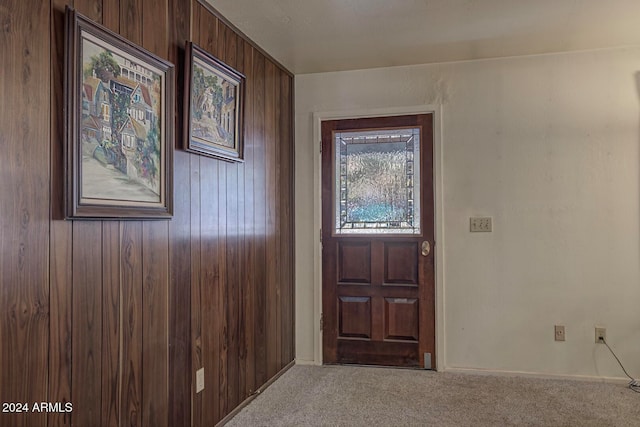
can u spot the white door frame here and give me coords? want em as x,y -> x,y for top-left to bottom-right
312,105 -> 446,369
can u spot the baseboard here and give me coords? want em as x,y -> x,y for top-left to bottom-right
216,359 -> 296,426
294,358 -> 321,366
442,366 -> 630,384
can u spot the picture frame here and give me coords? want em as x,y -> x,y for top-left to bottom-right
184,41 -> 245,162
64,7 -> 174,219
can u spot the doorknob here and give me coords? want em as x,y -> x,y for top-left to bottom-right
421,241 -> 431,256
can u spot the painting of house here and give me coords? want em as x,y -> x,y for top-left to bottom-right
81,76 -> 111,142
81,115 -> 99,143
120,57 -> 154,86
129,83 -> 155,128
79,35 -> 163,202
118,116 -> 158,192
219,80 -> 235,141
190,56 -> 240,149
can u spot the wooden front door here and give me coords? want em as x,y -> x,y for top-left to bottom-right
321,114 -> 435,368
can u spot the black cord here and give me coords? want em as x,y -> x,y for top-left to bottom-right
601,337 -> 640,393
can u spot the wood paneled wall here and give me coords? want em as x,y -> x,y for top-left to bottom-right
0,0 -> 295,426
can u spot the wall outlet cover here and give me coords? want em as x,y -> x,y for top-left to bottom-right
196,368 -> 205,393
470,217 -> 492,232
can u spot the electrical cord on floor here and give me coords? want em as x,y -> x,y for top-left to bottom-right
600,337 -> 640,393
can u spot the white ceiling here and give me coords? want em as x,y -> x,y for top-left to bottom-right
207,0 -> 640,74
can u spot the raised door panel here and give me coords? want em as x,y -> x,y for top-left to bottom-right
338,241 -> 371,284
384,242 -> 419,286
384,298 -> 419,341
338,296 -> 371,339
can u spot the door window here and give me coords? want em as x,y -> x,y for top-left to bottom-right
334,127 -> 421,234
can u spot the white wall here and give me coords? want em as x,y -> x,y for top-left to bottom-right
295,46 -> 640,379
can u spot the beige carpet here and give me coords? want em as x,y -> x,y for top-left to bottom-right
226,365 -> 640,427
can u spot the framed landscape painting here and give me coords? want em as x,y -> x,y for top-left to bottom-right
184,42 -> 245,162
64,7 -> 174,219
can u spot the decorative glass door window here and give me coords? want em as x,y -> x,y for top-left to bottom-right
334,127 -> 421,234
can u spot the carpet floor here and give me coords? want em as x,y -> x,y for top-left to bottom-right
226,365 -> 640,427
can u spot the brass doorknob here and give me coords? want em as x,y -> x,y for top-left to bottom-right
421,241 -> 431,256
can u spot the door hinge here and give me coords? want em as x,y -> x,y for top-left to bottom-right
320,229 -> 323,243
319,140 -> 322,153
320,313 -> 324,331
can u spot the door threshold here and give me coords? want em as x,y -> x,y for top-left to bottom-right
323,362 -> 434,371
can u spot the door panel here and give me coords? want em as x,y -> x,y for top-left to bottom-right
384,298 -> 419,341
338,242 -> 371,283
384,242 -> 419,285
338,296 -> 372,339
322,114 -> 435,369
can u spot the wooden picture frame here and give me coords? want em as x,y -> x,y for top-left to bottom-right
64,7 -> 174,219
184,41 -> 245,162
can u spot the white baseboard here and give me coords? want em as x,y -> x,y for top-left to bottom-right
294,360 -> 630,384
295,358 -> 321,366
442,366 -> 630,384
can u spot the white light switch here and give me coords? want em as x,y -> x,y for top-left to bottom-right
470,217 -> 492,232
196,368 -> 205,393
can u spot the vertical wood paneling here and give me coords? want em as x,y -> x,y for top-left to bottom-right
241,41 -> 256,397
167,0 -> 192,424
198,15 -> 219,425
68,21 -> 107,427
72,222 -> 103,426
280,72 -> 294,366
103,0 -> 119,31
199,1 -> 216,54
120,0 -> 141,43
274,64 -> 283,372
49,1 -> 73,426
189,2 -> 203,427
5,1 -> 295,427
216,138 -> 229,420
76,0 -> 103,21
190,151 -> 202,427
252,51 -> 268,389
141,221 -> 169,427
222,22 -> 241,413
0,0 -> 51,426
100,1 -> 120,426
120,222 -> 143,427
99,8 -> 123,418
199,154 -> 220,427
142,0 -> 166,56
167,143 -> 192,422
265,59 -> 279,379
117,2 -> 144,426
140,1 -> 170,426
102,222 -> 121,427
71,3 -> 105,426
168,167 -> 192,427
234,37 -> 248,405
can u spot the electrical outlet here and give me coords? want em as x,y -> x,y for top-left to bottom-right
470,217 -> 492,232
554,325 -> 565,341
595,327 -> 606,344
196,368 -> 205,393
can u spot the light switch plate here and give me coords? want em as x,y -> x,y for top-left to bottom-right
470,217 -> 492,232
196,368 -> 205,393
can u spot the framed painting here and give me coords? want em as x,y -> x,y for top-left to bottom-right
64,7 -> 174,219
184,41 -> 245,162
